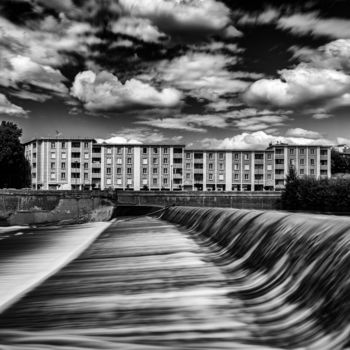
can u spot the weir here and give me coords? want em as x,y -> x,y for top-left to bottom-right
0,207 -> 349,349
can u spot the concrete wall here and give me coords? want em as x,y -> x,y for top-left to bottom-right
0,190 -> 115,226
117,191 -> 281,210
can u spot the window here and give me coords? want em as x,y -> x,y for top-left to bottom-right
300,159 -> 304,165
194,152 -> 203,159
50,172 -> 56,180
116,168 -> 122,174
186,152 -> 191,159
244,164 -> 250,171
186,173 -> 191,179
244,174 -> 249,180
234,174 -> 239,180
218,153 -> 224,160
127,147 -> 132,154
117,147 -> 122,154
310,169 -> 315,175
255,153 -> 263,160
173,158 -> 182,164
321,170 -> 328,175
163,148 -> 168,154
127,178 -> 132,185
153,168 -> 158,174
33,153 -> 37,158
185,163 -> 190,169
300,148 -> 305,155
61,172 -> 66,180
117,179 -> 122,185
275,148 -> 283,155
267,174 -> 272,180
163,178 -> 168,185
142,179 -> 147,185
275,159 -> 284,164
321,160 -> 328,166
300,169 -> 304,175
142,147 -> 147,154
107,157 -> 112,165
117,158 -> 122,164
219,163 -> 224,170
234,164 -> 239,170
84,152 -> 89,159
290,159 -> 295,166
209,174 -> 213,180
51,152 -> 56,159
163,157 -> 168,164
143,168 -> 147,174
208,153 -> 213,160
153,147 -> 158,154
71,162 -> 80,168
72,142 -> 80,148
153,158 -> 158,165
84,163 -> 88,170
289,148 -> 294,155
106,179 -> 112,185
255,164 -> 263,170
61,162 -> 66,170
244,153 -> 249,160
127,168 -> 132,174
32,173 -> 36,178
71,152 -> 80,158
209,163 -> 213,170
194,163 -> 203,169
310,148 -> 315,155
219,174 -> 224,181
106,167 -> 111,175
267,164 -> 272,171
310,159 -> 315,166
142,158 -> 148,165
163,168 -> 168,174
61,152 -> 66,159
72,173 -> 80,178
267,153 -> 272,160
51,162 -> 55,170
32,162 -> 36,168
51,142 -> 55,149
127,157 -> 132,164
234,153 -> 239,160
106,147 -> 112,154
61,142 -> 66,149
321,150 -> 328,156
84,142 -> 89,149
84,173 -> 88,180
153,178 -> 158,185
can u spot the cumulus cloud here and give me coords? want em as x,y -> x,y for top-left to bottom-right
97,127 -> 183,144
111,17 -> 166,42
0,93 -> 28,118
285,128 -> 322,139
196,130 -> 333,150
71,70 -> 182,111
118,0 -> 238,40
0,55 -> 68,99
277,13 -> 350,39
244,64 -> 350,109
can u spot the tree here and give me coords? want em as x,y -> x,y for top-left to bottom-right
331,149 -> 350,174
281,166 -> 300,210
0,121 -> 31,188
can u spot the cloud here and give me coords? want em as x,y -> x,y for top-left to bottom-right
0,93 -> 28,118
71,70 -> 182,111
97,127 -> 183,144
111,17 -> 167,43
285,128 -> 322,139
0,55 -> 68,99
137,109 -> 291,133
195,130 -> 333,150
244,64 -> 350,109
118,0 -> 238,40
277,12 -> 350,39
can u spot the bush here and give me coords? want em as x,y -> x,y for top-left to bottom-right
281,167 -> 350,212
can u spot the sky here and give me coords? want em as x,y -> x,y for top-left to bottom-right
1,0 -> 350,149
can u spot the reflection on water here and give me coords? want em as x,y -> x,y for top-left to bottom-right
1,212 -> 350,349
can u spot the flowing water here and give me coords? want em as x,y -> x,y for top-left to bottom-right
0,207 -> 350,349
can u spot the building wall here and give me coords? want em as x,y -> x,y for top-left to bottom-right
24,140 -> 332,191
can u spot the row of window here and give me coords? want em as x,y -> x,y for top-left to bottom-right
275,148 -> 328,156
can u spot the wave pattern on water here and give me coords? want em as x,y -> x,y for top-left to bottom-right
161,207 -> 350,350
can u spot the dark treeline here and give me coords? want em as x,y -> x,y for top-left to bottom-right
331,149 -> 350,174
281,167 -> 350,212
0,121 -> 31,189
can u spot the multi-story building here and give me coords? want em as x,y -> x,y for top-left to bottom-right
24,138 -> 331,191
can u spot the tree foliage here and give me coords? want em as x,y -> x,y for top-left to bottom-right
331,149 -> 350,174
281,167 -> 350,212
0,121 -> 31,189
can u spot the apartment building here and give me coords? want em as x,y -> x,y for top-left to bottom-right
24,139 -> 331,191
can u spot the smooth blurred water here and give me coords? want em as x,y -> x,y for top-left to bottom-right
0,210 -> 350,349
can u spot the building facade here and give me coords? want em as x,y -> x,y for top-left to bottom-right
24,139 -> 331,191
